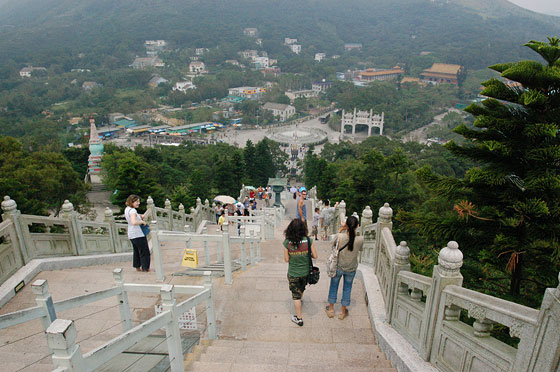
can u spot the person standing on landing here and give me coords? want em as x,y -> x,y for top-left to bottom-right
283,218 -> 317,326
124,194 -> 151,272
296,187 -> 307,226
325,215 -> 363,319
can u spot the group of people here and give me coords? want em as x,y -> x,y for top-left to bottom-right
285,190 -> 362,326
293,186 -> 340,241
125,190 -> 359,329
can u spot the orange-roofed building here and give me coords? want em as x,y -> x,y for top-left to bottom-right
421,63 -> 464,85
400,77 -> 426,86
359,66 -> 404,82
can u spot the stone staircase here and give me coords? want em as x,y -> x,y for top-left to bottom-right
181,211 -> 397,372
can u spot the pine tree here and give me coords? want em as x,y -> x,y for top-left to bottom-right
405,38 -> 560,305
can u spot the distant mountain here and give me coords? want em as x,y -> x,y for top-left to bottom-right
0,0 -> 558,69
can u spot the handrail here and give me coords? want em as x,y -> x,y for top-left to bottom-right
443,285 -> 539,325
83,310 -> 172,372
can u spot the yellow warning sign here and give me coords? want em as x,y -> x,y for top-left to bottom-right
181,249 -> 198,268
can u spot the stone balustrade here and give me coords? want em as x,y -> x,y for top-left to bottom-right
363,202 -> 560,372
0,195 -> 216,287
0,269 -> 216,372
304,189 -> 560,372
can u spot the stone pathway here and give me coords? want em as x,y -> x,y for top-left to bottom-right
0,198 -> 396,371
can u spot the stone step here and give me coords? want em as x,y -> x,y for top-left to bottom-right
187,339 -> 393,370
189,361 -> 397,372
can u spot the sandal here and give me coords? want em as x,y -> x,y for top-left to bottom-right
325,306 -> 335,318
338,309 -> 348,320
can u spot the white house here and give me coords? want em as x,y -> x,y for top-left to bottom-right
243,28 -> 258,37
173,81 -> 197,92
263,103 -> 296,122
285,89 -> 318,102
289,44 -> 301,54
312,80 -> 333,93
189,61 -> 206,74
284,38 -> 297,45
19,66 -> 47,77
239,50 -> 259,59
253,56 -> 269,69
315,53 -> 326,62
145,40 -> 166,47
131,57 -> 164,69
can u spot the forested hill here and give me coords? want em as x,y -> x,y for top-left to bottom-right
0,0 -> 558,70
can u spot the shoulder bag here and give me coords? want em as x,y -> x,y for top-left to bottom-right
326,235 -> 348,277
306,237 -> 320,285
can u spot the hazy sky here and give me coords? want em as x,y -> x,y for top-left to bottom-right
508,0 -> 560,16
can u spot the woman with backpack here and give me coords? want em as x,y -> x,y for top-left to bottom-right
283,218 -> 318,327
325,215 -> 363,319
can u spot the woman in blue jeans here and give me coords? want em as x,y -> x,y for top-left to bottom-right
325,215 -> 363,319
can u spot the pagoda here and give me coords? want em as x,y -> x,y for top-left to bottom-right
87,117 -> 103,175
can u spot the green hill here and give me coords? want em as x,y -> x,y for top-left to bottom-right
0,0 -> 558,69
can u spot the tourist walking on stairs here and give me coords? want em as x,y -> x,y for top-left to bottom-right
325,215 -> 363,319
124,194 -> 151,272
283,218 -> 317,327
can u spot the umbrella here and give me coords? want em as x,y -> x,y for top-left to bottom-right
290,187 -> 297,193
245,186 -> 256,190
214,195 -> 236,204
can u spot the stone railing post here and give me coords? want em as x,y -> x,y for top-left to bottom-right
112,268 -> 132,331
423,241 -> 463,360
32,279 -> 57,332
146,196 -> 155,222
150,221 -> 164,282
222,230 -> 232,285
387,241 -> 411,322
331,200 -> 346,236
524,272 -> 560,371
104,207 -> 119,253
374,203 -> 393,268
178,203 -> 185,230
204,199 -> 210,220
160,285 -> 185,372
189,207 -> 196,232
195,198 -> 202,230
61,200 -> 81,256
46,319 -> 85,371
361,206 -> 373,234
1,196 -> 27,264
203,271 -> 217,339
165,199 -> 173,229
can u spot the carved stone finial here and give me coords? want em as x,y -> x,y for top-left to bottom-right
178,203 -> 185,213
212,202 -> 216,208
362,206 -> 373,219
352,211 -> 359,219
1,196 -> 17,213
165,199 -> 171,209
104,207 -> 113,218
62,200 -> 74,213
190,207 -> 195,214
146,196 -> 154,206
204,199 -> 209,207
339,200 -> 346,209
379,203 -> 393,222
556,272 -> 560,297
196,197 -> 202,206
395,241 -> 410,265
438,241 -> 463,275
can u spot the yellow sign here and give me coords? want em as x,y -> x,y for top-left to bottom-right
181,249 -> 198,268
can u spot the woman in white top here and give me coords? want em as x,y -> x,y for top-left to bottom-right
124,194 -> 150,272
